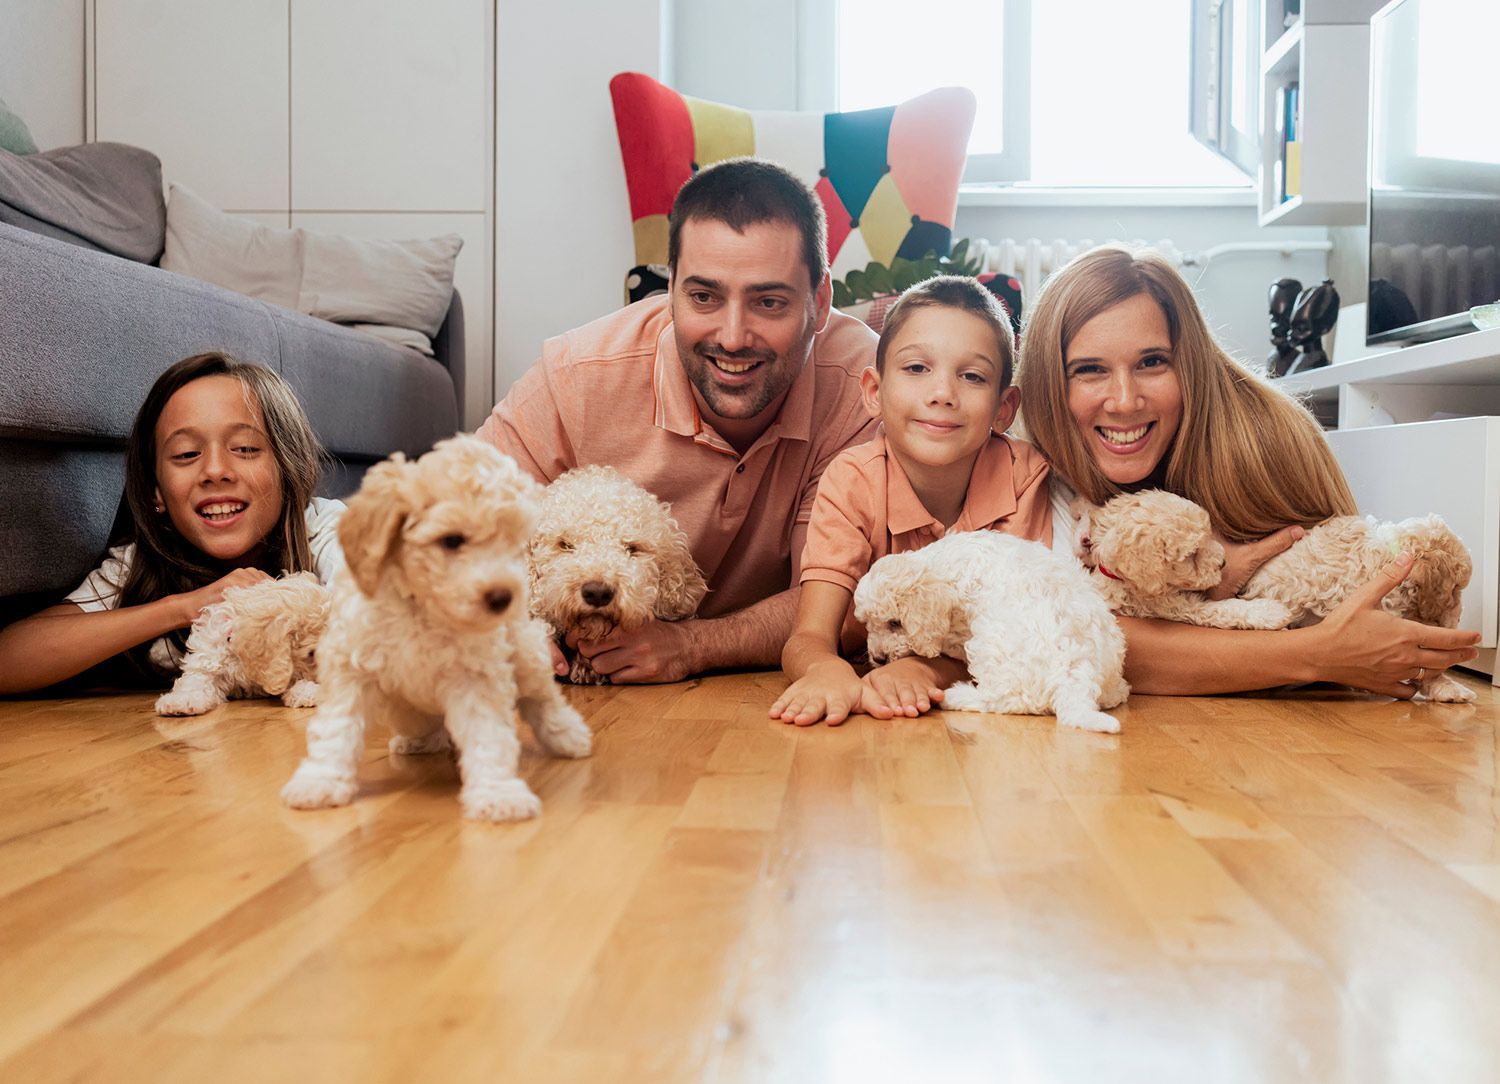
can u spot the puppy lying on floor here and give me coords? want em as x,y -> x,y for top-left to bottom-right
1077,489 -> 1474,702
155,572 -> 329,716
280,435 -> 593,822
528,465 -> 707,684
854,531 -> 1129,733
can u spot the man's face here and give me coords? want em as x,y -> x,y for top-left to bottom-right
669,216 -> 831,422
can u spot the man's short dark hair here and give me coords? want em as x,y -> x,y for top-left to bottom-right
667,158 -> 828,289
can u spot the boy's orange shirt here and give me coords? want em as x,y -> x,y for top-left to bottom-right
799,431 -> 1052,594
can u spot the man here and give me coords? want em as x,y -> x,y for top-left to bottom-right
477,158 -> 878,682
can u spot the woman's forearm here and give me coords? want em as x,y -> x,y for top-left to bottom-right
0,599 -> 189,694
1118,616 -> 1317,695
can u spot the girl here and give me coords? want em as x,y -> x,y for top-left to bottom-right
0,353 -> 344,694
1017,245 -> 1480,696
772,276 -> 1052,726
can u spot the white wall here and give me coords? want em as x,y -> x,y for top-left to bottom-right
493,0 -> 666,401
0,0 -> 85,149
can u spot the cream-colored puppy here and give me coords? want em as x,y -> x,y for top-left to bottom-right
528,465 -> 707,684
1079,490 -> 1474,702
156,572 -> 329,716
855,531 -> 1129,733
280,435 -> 592,822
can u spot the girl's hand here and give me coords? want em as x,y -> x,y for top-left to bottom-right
859,657 -> 947,719
770,662 -> 866,727
1307,553 -> 1480,698
1207,525 -> 1305,601
176,568 -> 274,627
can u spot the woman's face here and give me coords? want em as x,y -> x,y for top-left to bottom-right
1065,293 -> 1183,486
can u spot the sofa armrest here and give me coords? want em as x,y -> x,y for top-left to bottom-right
430,289 -> 465,421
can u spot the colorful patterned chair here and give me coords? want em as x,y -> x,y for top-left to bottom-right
609,72 -> 977,308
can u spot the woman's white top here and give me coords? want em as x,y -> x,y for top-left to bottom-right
64,497 -> 346,671
1049,477 -> 1084,558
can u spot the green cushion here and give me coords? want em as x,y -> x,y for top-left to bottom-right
0,97 -> 39,155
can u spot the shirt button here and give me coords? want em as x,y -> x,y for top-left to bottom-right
735,464 -> 745,473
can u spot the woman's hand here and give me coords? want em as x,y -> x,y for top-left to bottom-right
1306,553 -> 1480,697
175,567 -> 273,627
770,660 -> 866,727
1207,525 -> 1305,601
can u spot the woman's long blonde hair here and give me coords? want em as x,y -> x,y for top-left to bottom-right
1017,245 -> 1355,541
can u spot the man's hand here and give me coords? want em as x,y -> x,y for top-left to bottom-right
570,618 -> 699,684
1206,525 -> 1305,601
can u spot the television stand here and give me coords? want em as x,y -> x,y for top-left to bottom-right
1281,325 -> 1500,682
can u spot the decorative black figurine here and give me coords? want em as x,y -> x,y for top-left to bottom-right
1285,278 -> 1340,376
1267,277 -> 1302,377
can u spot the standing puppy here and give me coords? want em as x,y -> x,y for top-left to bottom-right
281,435 -> 592,822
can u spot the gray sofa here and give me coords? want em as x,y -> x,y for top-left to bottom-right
0,219 -> 464,615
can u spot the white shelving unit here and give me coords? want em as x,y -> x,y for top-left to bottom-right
1256,1 -> 1383,227
1281,326 -> 1500,680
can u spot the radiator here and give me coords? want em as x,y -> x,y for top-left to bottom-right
975,238 -> 1186,303
1371,241 -> 1500,325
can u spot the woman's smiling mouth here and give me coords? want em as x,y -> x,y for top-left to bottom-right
1095,422 -> 1155,453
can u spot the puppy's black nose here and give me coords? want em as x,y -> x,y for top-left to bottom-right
484,588 -> 513,614
581,581 -> 615,608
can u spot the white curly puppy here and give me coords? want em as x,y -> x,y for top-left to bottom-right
280,435 -> 593,822
1080,490 -> 1474,702
1073,490 -> 1296,630
155,572 -> 329,716
528,465 -> 707,684
854,531 -> 1129,733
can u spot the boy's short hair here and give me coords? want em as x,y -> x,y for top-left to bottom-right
667,157 -> 828,289
875,275 -> 1017,387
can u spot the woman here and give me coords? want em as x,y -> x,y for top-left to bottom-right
1017,245 -> 1479,697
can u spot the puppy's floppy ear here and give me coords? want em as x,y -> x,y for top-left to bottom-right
339,454 -> 414,597
653,526 -> 708,620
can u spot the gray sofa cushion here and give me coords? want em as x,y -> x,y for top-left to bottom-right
0,143 -> 166,262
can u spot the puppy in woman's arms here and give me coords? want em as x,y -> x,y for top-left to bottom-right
1078,489 -> 1474,702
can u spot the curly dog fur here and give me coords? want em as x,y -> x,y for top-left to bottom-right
528,465 -> 707,684
1079,490 -> 1474,702
854,531 -> 1129,733
155,572 -> 329,716
281,435 -> 593,822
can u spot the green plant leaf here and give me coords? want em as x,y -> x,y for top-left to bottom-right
845,268 -> 870,301
832,280 -> 854,309
950,237 -> 970,265
865,262 -> 894,296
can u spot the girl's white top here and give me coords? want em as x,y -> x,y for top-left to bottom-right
64,497 -> 345,671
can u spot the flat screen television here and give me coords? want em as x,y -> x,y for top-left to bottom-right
1367,0 -> 1500,345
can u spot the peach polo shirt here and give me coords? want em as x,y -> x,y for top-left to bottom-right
799,431 -> 1053,594
477,295 -> 879,618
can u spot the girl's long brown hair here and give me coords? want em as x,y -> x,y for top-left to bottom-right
1016,246 -> 1355,541
116,353 -> 325,673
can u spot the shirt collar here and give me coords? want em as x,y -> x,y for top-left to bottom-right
884,432 -> 1020,536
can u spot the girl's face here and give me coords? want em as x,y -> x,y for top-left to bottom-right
861,306 -> 1018,474
1065,293 -> 1183,486
154,375 -> 285,565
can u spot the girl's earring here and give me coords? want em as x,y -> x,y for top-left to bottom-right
154,501 -> 165,513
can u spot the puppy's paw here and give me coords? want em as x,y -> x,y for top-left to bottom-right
389,729 -> 452,756
567,656 -> 608,686
939,682 -> 986,712
280,764 -> 357,809
536,709 -> 593,759
1239,599 -> 1295,630
155,687 -> 220,717
461,778 -> 542,822
1420,673 -> 1477,704
280,680 -> 319,709
1058,708 -> 1122,734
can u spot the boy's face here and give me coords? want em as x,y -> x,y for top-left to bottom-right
861,306 -> 1018,473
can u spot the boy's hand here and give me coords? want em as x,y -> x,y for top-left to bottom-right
770,662 -> 866,727
859,656 -> 946,719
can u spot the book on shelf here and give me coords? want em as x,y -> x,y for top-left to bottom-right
1275,81 -> 1300,203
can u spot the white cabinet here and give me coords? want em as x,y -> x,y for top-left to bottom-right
85,1 -> 495,428
1256,0 -> 1384,227
1285,326 -> 1500,680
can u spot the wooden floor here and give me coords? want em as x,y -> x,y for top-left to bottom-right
2,673 -> 1499,1083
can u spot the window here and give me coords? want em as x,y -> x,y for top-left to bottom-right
827,0 -> 1255,187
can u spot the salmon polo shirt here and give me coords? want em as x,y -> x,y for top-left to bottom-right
799,431 -> 1053,594
476,295 -> 879,618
